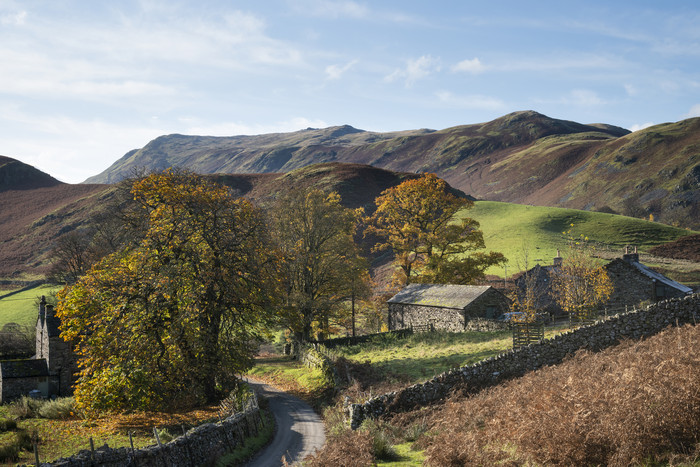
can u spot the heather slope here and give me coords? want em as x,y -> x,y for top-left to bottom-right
0,162 -> 425,278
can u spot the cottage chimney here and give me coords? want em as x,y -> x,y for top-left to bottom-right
623,246 -> 639,263
553,249 -> 563,267
38,295 -> 46,325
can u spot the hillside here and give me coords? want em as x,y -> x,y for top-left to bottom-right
0,179 -> 111,279
466,201 -> 698,275
85,111 -> 700,228
2,156 -> 697,283
0,161 -> 429,278
414,323 -> 700,466
0,156 -> 62,191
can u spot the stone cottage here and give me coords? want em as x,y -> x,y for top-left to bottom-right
515,248 -> 693,316
605,248 -> 693,310
387,283 -> 512,332
0,297 -> 77,403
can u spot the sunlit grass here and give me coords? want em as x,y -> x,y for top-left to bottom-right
333,327 -> 571,386
0,284 -> 63,328
465,200 -> 697,277
247,355 -> 330,395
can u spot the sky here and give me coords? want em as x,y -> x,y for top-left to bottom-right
2,1 -> 700,183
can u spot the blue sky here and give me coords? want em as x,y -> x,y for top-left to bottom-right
2,0 -> 700,183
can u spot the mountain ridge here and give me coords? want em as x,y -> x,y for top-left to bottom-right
84,110 -> 700,228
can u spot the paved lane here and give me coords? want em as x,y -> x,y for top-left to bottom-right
244,377 -> 325,466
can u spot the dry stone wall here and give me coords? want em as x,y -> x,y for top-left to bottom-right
35,405 -> 263,466
347,293 -> 700,429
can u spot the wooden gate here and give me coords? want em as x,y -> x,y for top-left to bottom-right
512,322 -> 544,349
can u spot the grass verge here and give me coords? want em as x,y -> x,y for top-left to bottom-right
216,407 -> 274,466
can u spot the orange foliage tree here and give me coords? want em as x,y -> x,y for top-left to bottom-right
367,173 -> 504,285
551,242 -> 613,323
57,170 -> 278,414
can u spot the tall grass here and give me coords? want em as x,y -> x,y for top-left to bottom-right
419,323 -> 700,466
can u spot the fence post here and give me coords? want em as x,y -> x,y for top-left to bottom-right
153,427 -> 162,448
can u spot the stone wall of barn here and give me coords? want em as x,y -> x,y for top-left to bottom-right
388,303 -> 465,332
388,288 -> 511,332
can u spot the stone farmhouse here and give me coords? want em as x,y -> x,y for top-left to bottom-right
0,297 -> 77,403
605,247 -> 693,309
514,248 -> 693,316
387,283 -> 511,332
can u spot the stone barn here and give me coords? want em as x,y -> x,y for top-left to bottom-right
387,283 -> 511,332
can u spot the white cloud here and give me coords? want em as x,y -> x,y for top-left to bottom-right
435,91 -> 505,111
385,55 -> 441,87
629,122 -> 655,132
570,89 -> 605,106
325,59 -> 358,80
684,104 -> 700,118
0,110 -> 167,183
624,83 -> 638,96
289,0 -> 369,19
0,9 -> 26,25
452,57 -> 485,74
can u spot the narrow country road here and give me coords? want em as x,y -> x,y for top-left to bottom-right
243,377 -> 325,466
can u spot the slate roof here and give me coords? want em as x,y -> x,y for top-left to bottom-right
0,359 -> 49,379
624,260 -> 693,294
388,283 -> 493,309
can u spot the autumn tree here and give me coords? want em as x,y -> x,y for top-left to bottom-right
551,244 -> 614,324
367,173 -> 504,285
271,188 -> 368,342
57,170 -> 278,413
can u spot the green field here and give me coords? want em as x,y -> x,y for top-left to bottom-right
0,284 -> 62,329
464,201 -> 697,277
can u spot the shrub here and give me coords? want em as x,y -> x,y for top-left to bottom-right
154,428 -> 174,444
0,443 -> 20,463
0,430 -> 33,463
305,429 -> 374,467
361,419 -> 400,462
0,418 -> 17,432
6,396 -> 42,419
38,397 -> 75,419
421,324 -> 700,466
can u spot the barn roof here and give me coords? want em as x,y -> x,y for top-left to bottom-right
388,283 -> 494,309
0,359 -> 49,379
619,259 -> 693,294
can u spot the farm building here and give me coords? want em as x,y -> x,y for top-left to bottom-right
0,297 -> 78,403
387,283 -> 511,332
605,249 -> 693,310
515,248 -> 693,316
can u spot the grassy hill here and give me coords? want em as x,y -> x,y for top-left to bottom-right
465,201 -> 698,278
